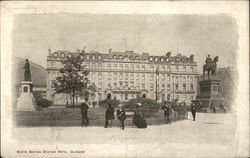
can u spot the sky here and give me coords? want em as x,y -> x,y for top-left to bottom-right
12,14 -> 239,72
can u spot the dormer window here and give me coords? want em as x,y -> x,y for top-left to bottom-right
135,56 -> 139,60
92,55 -> 96,60
166,58 -> 170,62
149,56 -> 153,61
86,54 -> 89,60
155,57 -> 158,61
68,53 -> 72,58
161,57 -> 164,62
61,53 -> 65,57
98,55 -> 101,60
113,55 -> 117,59
54,53 -> 58,57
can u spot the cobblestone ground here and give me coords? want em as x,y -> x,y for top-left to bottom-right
11,112 -> 238,157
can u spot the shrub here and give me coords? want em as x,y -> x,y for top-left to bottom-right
36,98 -> 53,108
99,99 -> 120,108
122,98 -> 163,118
123,97 -> 162,110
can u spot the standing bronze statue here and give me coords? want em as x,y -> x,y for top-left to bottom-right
203,55 -> 218,80
24,59 -> 31,81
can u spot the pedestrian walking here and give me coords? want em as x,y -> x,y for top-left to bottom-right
80,99 -> 89,127
210,102 -> 216,113
191,103 -> 196,121
104,104 -> 115,128
220,102 -> 227,113
162,103 -> 172,124
116,104 -> 126,130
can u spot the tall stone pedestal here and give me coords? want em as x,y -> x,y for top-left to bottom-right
193,80 -> 224,112
16,81 -> 37,111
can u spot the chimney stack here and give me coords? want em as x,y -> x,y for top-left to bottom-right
48,49 -> 51,55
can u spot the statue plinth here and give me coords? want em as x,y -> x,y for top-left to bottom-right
16,81 -> 37,111
193,79 -> 224,112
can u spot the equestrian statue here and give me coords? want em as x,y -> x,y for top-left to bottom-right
203,54 -> 218,80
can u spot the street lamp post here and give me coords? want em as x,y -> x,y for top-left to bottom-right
156,68 -> 159,102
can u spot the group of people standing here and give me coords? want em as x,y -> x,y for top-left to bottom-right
80,100 -> 225,128
80,100 -> 127,129
105,103 -> 147,129
105,104 -> 127,130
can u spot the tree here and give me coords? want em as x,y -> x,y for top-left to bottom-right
52,55 -> 96,108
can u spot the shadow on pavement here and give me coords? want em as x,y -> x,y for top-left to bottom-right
202,122 -> 221,124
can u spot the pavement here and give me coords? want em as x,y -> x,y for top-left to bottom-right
8,112 -> 239,157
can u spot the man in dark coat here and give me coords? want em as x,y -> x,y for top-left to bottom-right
162,104 -> 172,124
191,103 -> 196,121
116,104 -> 126,130
105,104 -> 115,128
80,99 -> 89,127
210,102 -> 216,113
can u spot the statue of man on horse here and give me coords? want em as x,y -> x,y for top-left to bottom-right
203,54 -> 219,80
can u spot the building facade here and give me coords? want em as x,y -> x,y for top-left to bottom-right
46,49 -> 198,106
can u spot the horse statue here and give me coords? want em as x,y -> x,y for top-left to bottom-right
203,56 -> 218,80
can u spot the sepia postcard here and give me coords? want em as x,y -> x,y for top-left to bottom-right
1,1 -> 249,158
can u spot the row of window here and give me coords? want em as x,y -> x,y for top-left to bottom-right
48,61 -> 195,72
103,93 -> 194,101
97,81 -> 194,91
149,83 -> 194,91
48,71 -> 195,84
85,63 -> 195,72
52,53 -> 103,60
91,72 -> 194,82
97,92 -> 194,101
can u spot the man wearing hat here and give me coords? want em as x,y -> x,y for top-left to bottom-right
162,103 -> 172,124
80,98 -> 89,127
116,104 -> 126,130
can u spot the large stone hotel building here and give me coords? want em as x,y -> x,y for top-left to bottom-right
46,49 -> 198,106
